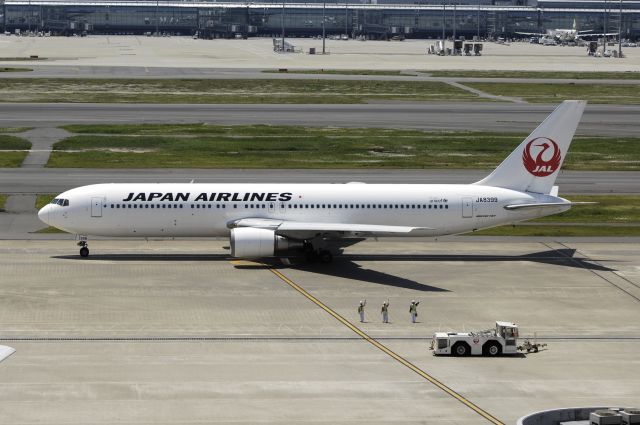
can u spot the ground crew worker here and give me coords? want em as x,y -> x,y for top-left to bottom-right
381,300 -> 389,323
409,300 -> 420,323
357,300 -> 366,323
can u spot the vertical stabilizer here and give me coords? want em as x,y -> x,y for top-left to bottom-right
474,100 -> 586,194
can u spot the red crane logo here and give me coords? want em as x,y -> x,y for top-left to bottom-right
522,137 -> 562,177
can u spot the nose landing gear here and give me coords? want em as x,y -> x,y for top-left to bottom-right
77,240 -> 89,258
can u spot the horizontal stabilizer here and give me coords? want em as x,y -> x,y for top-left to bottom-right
0,345 -> 15,363
504,202 -> 596,210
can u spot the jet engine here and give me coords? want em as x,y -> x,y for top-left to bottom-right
230,227 -> 304,258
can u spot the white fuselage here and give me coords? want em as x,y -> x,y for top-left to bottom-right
39,183 -> 569,238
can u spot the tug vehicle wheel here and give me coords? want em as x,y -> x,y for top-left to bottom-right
484,341 -> 502,357
452,342 -> 470,356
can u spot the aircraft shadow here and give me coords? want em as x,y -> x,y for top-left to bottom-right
52,254 -> 232,262
279,258 -> 449,293
51,248 -> 614,292
342,248 -> 616,272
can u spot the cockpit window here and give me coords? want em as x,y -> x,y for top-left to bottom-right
50,198 -> 69,207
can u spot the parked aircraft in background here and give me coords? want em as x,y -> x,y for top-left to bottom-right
517,18 -> 618,43
39,101 -> 589,263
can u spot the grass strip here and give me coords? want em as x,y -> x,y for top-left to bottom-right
0,194 -> 7,211
0,78 -> 478,104
0,135 -> 31,167
469,224 -> 640,237
0,67 -> 32,73
262,69 -> 413,76
36,194 -> 57,210
471,195 -> 640,236
34,226 -> 68,234
533,195 -> 640,224
428,70 -> 640,80
49,126 -> 640,170
466,82 -> 640,104
0,127 -> 32,133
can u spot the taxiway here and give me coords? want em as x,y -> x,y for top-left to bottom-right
0,239 -> 638,424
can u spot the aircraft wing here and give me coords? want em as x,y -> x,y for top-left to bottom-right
230,218 -> 432,237
577,32 -> 619,38
515,31 -> 545,36
0,345 -> 15,364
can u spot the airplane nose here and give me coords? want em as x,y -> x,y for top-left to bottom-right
38,205 -> 50,225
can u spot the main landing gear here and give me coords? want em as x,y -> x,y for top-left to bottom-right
77,239 -> 89,258
303,236 -> 334,264
304,250 -> 333,264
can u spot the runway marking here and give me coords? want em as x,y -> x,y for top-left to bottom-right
267,266 -> 505,425
2,335 -> 639,343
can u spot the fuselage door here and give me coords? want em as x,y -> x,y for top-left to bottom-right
462,197 -> 473,218
91,197 -> 103,218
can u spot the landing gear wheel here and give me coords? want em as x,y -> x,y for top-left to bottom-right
319,250 -> 333,264
79,246 -> 89,258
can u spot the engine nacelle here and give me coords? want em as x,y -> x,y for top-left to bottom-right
230,227 -> 303,258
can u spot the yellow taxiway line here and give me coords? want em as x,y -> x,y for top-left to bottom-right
268,266 -> 504,425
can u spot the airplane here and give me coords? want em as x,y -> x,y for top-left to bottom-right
517,18 -> 618,43
38,100 -> 589,263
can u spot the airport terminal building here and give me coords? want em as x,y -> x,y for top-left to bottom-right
1,0 -> 639,40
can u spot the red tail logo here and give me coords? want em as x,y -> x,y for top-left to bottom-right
522,137 -> 561,177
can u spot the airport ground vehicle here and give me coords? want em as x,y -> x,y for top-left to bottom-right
430,321 -> 523,356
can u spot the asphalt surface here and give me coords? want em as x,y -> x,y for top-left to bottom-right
0,168 -> 637,195
1,102 -> 639,136
0,239 -> 638,424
